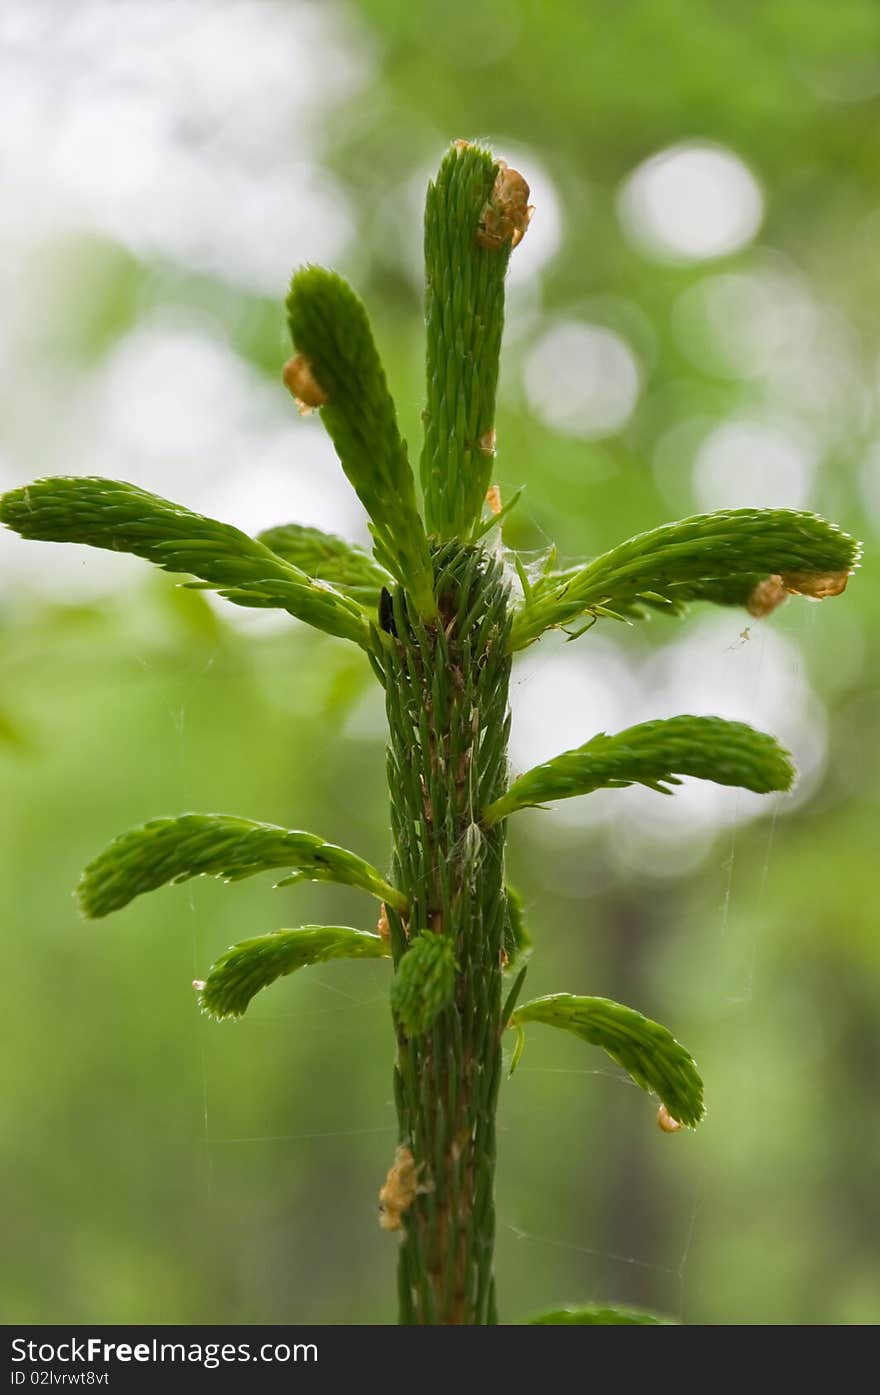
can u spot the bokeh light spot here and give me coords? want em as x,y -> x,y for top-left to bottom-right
618,142 -> 764,263
692,417 -> 818,511
673,261 -> 819,380
523,322 -> 640,439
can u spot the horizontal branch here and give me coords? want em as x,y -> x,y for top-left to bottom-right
483,715 -> 794,825
0,477 -> 371,647
78,813 -> 406,918
199,925 -> 390,1020
511,508 -> 861,647
509,993 -> 705,1128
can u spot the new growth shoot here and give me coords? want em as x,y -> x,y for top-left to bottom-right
0,139 -> 860,1326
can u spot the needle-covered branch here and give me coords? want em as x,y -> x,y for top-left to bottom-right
257,522 -> 391,606
511,508 -> 861,648
420,143 -> 521,540
0,477 -> 371,647
199,925 -> 390,1020
508,993 -> 704,1128
483,715 -> 794,825
78,813 -> 406,918
286,268 -> 436,618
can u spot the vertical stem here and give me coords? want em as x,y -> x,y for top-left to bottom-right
375,542 -> 512,1324
420,143 -> 510,541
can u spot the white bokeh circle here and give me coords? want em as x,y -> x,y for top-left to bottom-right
618,142 -> 764,263
523,321 -> 640,439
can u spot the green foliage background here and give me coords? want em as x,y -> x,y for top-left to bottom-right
2,0 -> 879,1324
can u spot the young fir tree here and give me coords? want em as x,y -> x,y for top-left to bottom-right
1,143 -> 860,1326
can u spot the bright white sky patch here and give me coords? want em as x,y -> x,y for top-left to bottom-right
509,636 -> 642,832
0,314 -> 369,604
0,0 -> 374,602
88,321 -> 369,541
628,613 -> 827,832
509,637 -> 641,771
506,614 -> 825,848
0,0 -> 368,292
523,322 -> 640,439
618,142 -> 764,263
596,615 -> 826,857
692,417 -> 818,511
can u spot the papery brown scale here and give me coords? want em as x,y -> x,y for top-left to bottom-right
282,353 -> 328,414
476,162 -> 533,251
781,570 -> 850,600
747,575 -> 788,618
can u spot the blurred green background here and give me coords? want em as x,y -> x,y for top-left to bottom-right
2,0 -> 879,1325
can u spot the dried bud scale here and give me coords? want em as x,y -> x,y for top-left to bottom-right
282,353 -> 327,413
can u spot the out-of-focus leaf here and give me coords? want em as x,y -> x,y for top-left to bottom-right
529,1305 -> 673,1325
0,708 -> 30,749
503,885 -> 533,975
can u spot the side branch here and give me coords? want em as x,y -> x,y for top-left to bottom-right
78,813 -> 406,918
483,715 -> 794,824
510,508 -> 861,647
0,476 -> 372,647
